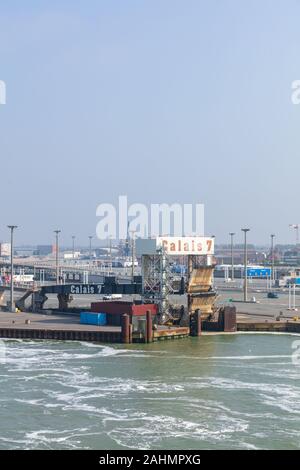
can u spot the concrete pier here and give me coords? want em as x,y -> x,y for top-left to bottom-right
0,311 -> 189,343
1,307 -> 300,344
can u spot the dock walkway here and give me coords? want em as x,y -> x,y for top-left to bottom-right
1,311 -> 300,343
0,312 -> 189,343
0,312 -> 121,342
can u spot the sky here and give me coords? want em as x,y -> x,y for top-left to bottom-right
0,0 -> 300,247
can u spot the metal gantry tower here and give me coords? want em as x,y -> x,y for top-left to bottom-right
141,246 -> 173,323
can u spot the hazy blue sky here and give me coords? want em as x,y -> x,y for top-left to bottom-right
1,0 -> 300,246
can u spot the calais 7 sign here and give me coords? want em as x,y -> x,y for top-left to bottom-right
156,237 -> 214,256
69,284 -> 102,295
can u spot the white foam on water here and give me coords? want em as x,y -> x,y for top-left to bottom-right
261,391 -> 300,415
106,413 -> 249,450
259,369 -> 300,380
161,353 -> 294,361
40,377 -> 187,407
188,376 -> 300,395
1,336 -> 300,449
79,341 -> 167,354
14,398 -> 44,406
240,442 -> 261,450
22,428 -> 94,450
1,339 -> 169,366
235,331 -> 300,337
208,354 -> 292,360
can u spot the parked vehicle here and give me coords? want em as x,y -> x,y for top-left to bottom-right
267,292 -> 279,299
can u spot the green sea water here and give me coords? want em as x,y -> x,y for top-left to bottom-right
0,333 -> 299,450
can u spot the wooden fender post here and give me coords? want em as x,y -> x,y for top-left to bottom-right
121,314 -> 131,343
190,309 -> 202,336
145,310 -> 153,343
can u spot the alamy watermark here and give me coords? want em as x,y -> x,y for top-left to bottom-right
291,340 -> 300,365
96,195 -> 205,240
291,80 -> 300,104
0,339 -> 6,364
0,80 -> 6,105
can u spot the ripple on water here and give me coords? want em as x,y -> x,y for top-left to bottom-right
0,335 -> 300,449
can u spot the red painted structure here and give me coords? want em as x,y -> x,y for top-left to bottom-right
90,301 -> 158,326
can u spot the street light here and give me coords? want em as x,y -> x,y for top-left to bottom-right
229,232 -> 235,281
72,235 -> 76,260
54,230 -> 61,284
7,225 -> 17,311
89,236 -> 93,261
271,234 -> 275,284
241,228 -> 250,302
109,236 -> 113,272
129,230 -> 136,280
289,224 -> 300,245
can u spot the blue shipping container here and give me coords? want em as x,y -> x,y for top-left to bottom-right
80,312 -> 107,326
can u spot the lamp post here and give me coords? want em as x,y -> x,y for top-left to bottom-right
72,235 -> 75,260
130,230 -> 136,280
109,237 -> 112,272
271,234 -> 275,284
7,225 -> 17,311
54,230 -> 61,284
289,224 -> 300,245
89,236 -> 93,261
229,232 -> 235,281
241,228 -> 250,302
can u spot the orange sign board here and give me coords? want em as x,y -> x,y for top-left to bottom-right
156,237 -> 214,255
